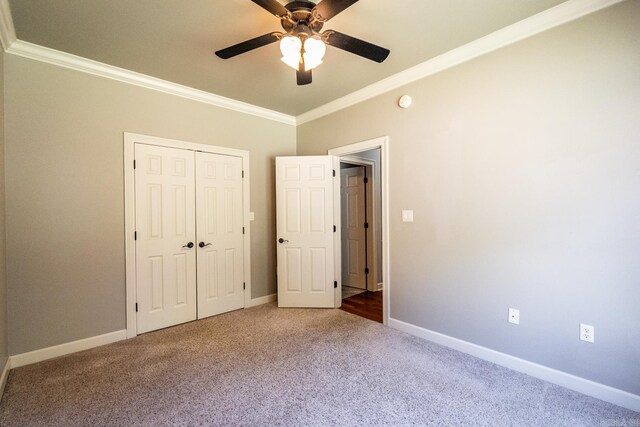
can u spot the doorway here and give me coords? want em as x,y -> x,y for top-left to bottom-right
340,163 -> 368,293
337,154 -> 382,323
329,137 -> 389,325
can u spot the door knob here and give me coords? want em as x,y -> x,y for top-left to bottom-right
199,242 -> 212,248
278,238 -> 289,244
182,242 -> 194,249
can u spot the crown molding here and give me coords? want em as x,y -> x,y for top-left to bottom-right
0,0 -> 624,127
0,0 -> 16,51
296,0 -> 625,125
5,40 -> 296,126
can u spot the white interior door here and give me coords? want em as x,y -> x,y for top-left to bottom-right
276,156 -> 337,308
341,166 -> 367,290
135,144 -> 197,334
196,152 -> 245,318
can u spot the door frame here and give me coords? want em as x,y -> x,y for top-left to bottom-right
340,158 -> 377,292
124,132 -> 251,338
328,136 -> 390,325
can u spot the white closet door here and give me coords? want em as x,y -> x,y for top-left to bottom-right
196,152 -> 245,318
135,144 -> 197,334
276,156 -> 337,308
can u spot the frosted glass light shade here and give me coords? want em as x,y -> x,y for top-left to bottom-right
303,37 -> 326,71
280,36 -> 302,70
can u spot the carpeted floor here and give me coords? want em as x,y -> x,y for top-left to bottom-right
0,303 -> 637,426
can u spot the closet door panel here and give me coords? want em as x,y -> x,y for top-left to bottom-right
196,152 -> 245,318
135,144 -> 197,334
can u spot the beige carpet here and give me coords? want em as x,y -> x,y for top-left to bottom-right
0,303 -> 636,426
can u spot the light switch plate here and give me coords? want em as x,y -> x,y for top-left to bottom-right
508,308 -> 520,325
249,212 -> 255,221
402,210 -> 414,222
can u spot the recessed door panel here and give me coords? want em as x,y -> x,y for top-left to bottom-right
285,189 -> 301,233
205,250 -> 218,299
310,248 -> 327,292
285,247 -> 302,292
149,256 -> 164,311
175,253 -> 188,306
310,189 -> 326,232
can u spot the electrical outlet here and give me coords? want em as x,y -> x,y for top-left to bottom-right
580,324 -> 594,343
508,308 -> 520,325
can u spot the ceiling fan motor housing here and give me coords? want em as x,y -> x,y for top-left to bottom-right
281,1 -> 324,33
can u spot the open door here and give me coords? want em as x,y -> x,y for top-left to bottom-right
276,156 -> 339,308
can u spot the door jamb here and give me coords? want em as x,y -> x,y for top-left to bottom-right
339,157 -> 377,292
328,136 -> 390,325
124,132 -> 252,339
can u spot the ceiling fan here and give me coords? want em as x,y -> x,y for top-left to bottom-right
215,0 -> 390,85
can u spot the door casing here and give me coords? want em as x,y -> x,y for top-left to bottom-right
340,165 -> 368,290
340,158 -> 378,291
329,136 -> 390,325
124,132 -> 251,338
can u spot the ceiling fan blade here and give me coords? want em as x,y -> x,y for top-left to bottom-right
324,30 -> 390,63
297,69 -> 312,85
215,32 -> 281,59
313,0 -> 359,22
250,0 -> 290,18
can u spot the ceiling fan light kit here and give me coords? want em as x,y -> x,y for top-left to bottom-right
280,35 -> 326,71
215,0 -> 390,86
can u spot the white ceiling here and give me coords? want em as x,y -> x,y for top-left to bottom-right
9,0 -> 568,115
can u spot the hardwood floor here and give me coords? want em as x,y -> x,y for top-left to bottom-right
340,290 -> 383,323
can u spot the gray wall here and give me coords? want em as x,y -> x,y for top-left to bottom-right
4,55 -> 295,355
297,1 -> 640,395
0,52 -> 7,368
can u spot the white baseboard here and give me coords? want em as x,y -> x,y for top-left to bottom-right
0,357 -> 10,399
10,330 -> 127,369
388,317 -> 640,413
246,293 -> 277,308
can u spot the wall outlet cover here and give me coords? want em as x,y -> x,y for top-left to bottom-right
580,323 -> 595,343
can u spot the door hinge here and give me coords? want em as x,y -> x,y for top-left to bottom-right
363,176 -> 368,184
333,169 -> 336,177
365,267 -> 369,275
333,225 -> 336,232
242,227 -> 245,234
242,170 -> 244,178
133,160 -> 136,169
364,222 -> 369,229
243,282 -> 246,290
134,231 -> 137,240
135,303 -> 138,312
334,281 -> 338,288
